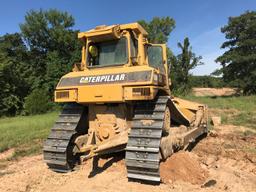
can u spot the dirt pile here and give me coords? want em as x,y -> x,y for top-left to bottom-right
160,151 -> 208,185
192,87 -> 238,97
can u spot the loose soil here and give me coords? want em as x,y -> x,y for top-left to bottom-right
0,148 -> 14,160
160,151 -> 208,185
0,124 -> 255,192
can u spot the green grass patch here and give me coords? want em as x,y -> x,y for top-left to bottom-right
182,95 -> 256,129
0,111 -> 58,158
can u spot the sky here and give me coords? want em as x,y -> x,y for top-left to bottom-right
0,0 -> 255,75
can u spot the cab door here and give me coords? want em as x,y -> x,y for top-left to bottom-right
146,44 -> 170,91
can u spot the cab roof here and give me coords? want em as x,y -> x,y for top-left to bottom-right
78,22 -> 148,40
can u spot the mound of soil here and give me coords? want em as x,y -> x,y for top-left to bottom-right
192,87 -> 238,97
160,151 -> 208,185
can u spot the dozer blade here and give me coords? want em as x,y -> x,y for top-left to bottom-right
170,97 -> 207,126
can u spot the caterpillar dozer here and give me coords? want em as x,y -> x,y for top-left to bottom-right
43,23 -> 208,182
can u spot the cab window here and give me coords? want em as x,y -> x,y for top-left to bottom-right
87,37 -> 128,67
147,46 -> 165,73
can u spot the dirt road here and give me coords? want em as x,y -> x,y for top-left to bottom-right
0,125 -> 255,192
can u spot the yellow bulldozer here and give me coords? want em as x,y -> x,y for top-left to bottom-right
43,23 -> 208,182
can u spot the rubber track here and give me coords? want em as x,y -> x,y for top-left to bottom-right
125,96 -> 169,182
43,103 -> 84,173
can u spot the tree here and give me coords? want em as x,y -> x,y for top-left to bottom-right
189,75 -> 224,88
20,9 -> 81,92
138,17 -> 175,43
216,11 -> 256,94
0,33 -> 30,116
138,18 -> 202,95
138,16 -> 176,78
24,88 -> 51,115
170,37 -> 203,95
0,9 -> 82,116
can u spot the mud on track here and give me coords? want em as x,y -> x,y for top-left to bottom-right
0,124 -> 255,192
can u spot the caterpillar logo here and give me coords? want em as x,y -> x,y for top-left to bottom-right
80,73 -> 126,84
57,71 -> 151,87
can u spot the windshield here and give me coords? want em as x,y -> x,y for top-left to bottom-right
87,37 -> 128,67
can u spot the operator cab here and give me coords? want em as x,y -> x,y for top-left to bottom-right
78,23 -> 167,75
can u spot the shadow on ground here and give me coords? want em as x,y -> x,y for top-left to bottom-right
88,152 -> 124,178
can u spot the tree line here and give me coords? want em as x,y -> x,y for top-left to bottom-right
0,9 -> 255,116
0,10 -> 81,116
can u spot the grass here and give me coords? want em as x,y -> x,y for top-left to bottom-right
0,111 -> 58,159
182,95 -> 256,129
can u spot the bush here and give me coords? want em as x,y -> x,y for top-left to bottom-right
24,89 -> 52,115
189,75 -> 225,88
